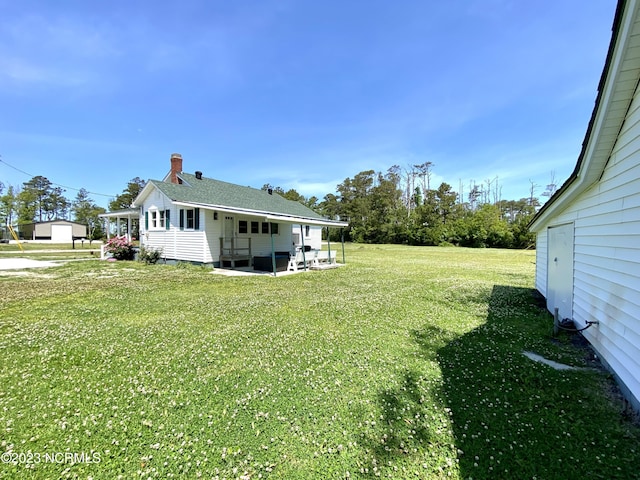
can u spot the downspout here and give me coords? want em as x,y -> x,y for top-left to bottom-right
270,224 -> 277,277
300,224 -> 307,271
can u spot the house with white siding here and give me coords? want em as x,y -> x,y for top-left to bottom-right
529,0 -> 640,412
105,153 -> 347,272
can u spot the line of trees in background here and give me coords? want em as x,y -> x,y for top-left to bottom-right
270,163 -> 556,249
4,162 -> 554,248
0,176 -> 146,240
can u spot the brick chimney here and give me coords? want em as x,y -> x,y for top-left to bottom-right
170,153 -> 183,184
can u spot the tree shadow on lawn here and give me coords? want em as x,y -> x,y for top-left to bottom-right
363,285 -> 640,479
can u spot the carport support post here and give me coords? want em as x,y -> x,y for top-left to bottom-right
270,225 -> 277,277
300,225 -> 307,271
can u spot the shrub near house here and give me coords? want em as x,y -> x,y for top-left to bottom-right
104,237 -> 135,260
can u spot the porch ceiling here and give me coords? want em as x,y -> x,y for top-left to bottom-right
98,208 -> 139,219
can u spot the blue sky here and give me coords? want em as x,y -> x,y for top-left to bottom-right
0,0 -> 617,210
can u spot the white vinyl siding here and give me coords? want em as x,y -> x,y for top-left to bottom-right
535,81 -> 640,408
174,231 -> 206,262
141,192 -> 211,263
292,224 -> 323,250
204,210 -> 222,264
534,230 -> 548,295
234,215 -> 292,256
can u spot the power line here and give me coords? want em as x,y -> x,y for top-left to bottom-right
0,157 -> 115,198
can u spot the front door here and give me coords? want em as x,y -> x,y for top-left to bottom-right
547,223 -> 574,321
223,216 -> 235,252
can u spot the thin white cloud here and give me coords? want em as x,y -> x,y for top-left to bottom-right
0,129 -> 136,151
0,13 -> 120,90
0,56 -> 92,87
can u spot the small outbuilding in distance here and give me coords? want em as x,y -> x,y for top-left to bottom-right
19,220 -> 87,243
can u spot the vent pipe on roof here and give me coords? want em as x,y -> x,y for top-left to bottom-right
195,171 -> 203,180
267,188 -> 273,195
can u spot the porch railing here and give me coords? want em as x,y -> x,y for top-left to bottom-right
219,237 -> 252,262
220,237 -> 251,268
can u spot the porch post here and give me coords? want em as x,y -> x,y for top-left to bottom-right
341,228 -> 345,264
300,224 -> 307,271
270,225 -> 277,277
326,227 -> 332,263
127,216 -> 132,242
116,217 -> 122,237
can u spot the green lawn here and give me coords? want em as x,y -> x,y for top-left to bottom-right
0,244 -> 638,479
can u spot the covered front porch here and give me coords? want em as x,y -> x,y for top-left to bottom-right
98,208 -> 139,242
98,209 -> 139,260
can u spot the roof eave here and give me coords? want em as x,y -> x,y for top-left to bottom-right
529,0 -> 639,232
173,201 -> 348,227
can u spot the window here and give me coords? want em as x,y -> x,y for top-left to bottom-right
239,220 -> 248,234
305,225 -> 310,237
179,208 -> 200,230
260,222 -> 278,234
251,221 -> 259,234
148,209 -> 171,230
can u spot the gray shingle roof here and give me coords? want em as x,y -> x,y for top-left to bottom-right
146,172 -> 328,222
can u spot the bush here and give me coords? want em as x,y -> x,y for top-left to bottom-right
138,246 -> 162,265
104,236 -> 136,260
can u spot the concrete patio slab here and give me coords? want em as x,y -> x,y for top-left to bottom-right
0,258 -> 60,270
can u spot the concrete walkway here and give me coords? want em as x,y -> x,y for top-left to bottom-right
522,351 -> 589,371
0,250 -> 100,254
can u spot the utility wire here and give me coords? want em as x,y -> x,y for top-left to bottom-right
0,156 -> 115,198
